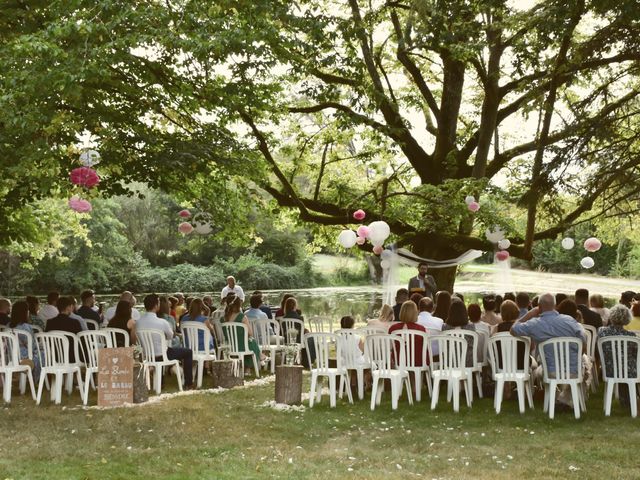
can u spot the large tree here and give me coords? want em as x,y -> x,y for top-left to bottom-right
2,0 -> 640,290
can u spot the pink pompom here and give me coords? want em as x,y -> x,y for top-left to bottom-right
356,225 -> 370,238
356,236 -> 366,245
179,209 -> 191,218
495,250 -> 510,262
69,167 -> 100,188
467,201 -> 480,212
372,245 -> 383,255
583,237 -> 602,252
353,209 -> 366,221
178,222 -> 194,234
68,196 -> 92,213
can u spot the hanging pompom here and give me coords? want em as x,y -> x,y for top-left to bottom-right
178,209 -> 191,218
580,256 -> 595,269
355,236 -> 366,245
68,196 -> 92,213
497,239 -> 511,250
353,209 -> 366,221
467,201 -> 480,212
79,149 -> 101,167
69,167 -> 100,188
583,237 -> 602,252
368,221 -> 391,246
464,195 -> 476,205
486,227 -> 506,243
380,259 -> 391,269
561,237 -> 575,250
372,245 -> 384,255
178,222 -> 194,235
496,250 -> 510,262
356,225 -> 370,238
337,230 -> 357,248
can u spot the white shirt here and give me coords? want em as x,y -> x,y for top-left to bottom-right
221,285 -> 245,301
104,306 -> 141,324
136,312 -> 173,355
38,304 -> 59,322
417,312 -> 444,331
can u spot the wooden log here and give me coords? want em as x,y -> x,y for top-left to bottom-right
133,364 -> 148,404
211,360 -> 244,389
275,365 -> 303,405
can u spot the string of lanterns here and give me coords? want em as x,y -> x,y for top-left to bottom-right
68,150 -> 101,213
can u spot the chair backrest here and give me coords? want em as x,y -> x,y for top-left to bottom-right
102,327 -> 130,348
355,326 -> 387,337
9,328 -> 33,361
390,328 -> 428,368
443,329 -> 479,367
538,337 -> 583,382
137,329 -> 168,362
47,330 -> 82,365
365,334 -> 406,373
83,319 -> 100,331
221,322 -> 250,355
477,330 -> 490,364
78,330 -> 111,370
309,316 -> 332,333
31,325 -> 43,334
429,335 -> 467,372
335,329 -> 366,368
0,331 -> 19,368
488,333 -> 531,375
253,319 -> 274,348
305,333 -> 339,371
35,332 -> 71,368
597,335 -> 640,381
279,318 -> 305,346
181,321 -> 213,355
583,325 -> 597,359
210,318 -> 226,347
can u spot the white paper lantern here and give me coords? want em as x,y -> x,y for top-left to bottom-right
580,256 -> 595,269
80,149 -> 101,167
485,226 -> 505,243
368,221 -> 391,246
338,230 -> 357,249
584,237 -> 602,252
497,239 -> 511,250
380,260 -> 391,269
561,237 -> 575,250
194,222 -> 213,235
464,195 -> 476,205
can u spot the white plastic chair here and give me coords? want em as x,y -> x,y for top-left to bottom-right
391,328 -> 430,401
0,332 -> 36,403
102,327 -> 130,348
35,332 -> 84,405
429,335 -> 471,412
597,336 -> 640,417
356,326 -> 388,336
583,324 -> 599,392
538,337 -> 585,419
137,328 -> 183,394
31,325 -> 43,334
83,319 -> 100,331
181,321 -> 217,388
48,330 -> 85,396
365,334 -> 413,410
335,329 -> 369,400
210,318 -> 229,359
443,329 -> 483,399
279,318 -> 305,348
78,330 -> 111,405
309,316 -> 332,333
253,319 -> 284,374
306,332 -> 353,407
487,333 -> 534,414
221,323 -> 260,378
9,328 -> 39,396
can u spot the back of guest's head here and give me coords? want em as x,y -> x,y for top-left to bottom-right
188,298 -> 205,318
395,288 -> 409,303
558,299 -> 579,320
410,292 -> 424,306
158,296 -> 171,316
26,295 -> 39,315
500,300 -> 520,322
284,297 -> 297,314
378,304 -> 394,322
47,291 -> 60,305
447,301 -> 469,327
482,295 -> 496,312
419,297 -> 434,313
620,291 -> 635,307
632,302 -> 640,317
609,304 -> 632,327
119,291 -> 134,304
168,296 -> 178,308
80,289 -> 95,303
453,292 -> 464,303
467,303 -> 482,323
225,296 -> 243,318
516,292 -> 530,309
504,292 -> 516,302
340,315 -> 355,329
143,294 -> 160,311
250,294 -> 263,309
494,294 -> 503,313
531,296 -> 539,308
185,297 -> 194,310
433,291 -> 452,320
589,294 -> 605,309
555,293 -> 568,305
399,301 -> 418,323
538,293 -> 555,312
0,298 -> 11,313
203,295 -> 213,304
9,300 -> 30,328
225,292 -> 237,305
57,296 -> 74,312
280,293 -> 293,309
113,300 -> 133,324
575,289 -> 589,304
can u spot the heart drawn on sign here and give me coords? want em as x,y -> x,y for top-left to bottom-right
112,357 -> 119,364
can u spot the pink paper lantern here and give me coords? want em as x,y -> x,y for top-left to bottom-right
356,236 -> 366,245
372,245 -> 383,255
583,237 -> 602,252
68,196 -> 92,213
356,225 -> 370,238
467,201 -> 480,212
178,209 -> 191,218
69,167 -> 100,189
353,209 -> 366,221
178,222 -> 194,234
495,250 -> 510,262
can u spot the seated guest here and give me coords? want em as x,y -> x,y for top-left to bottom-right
69,297 -> 89,331
599,305 -> 638,409
589,293 -> 610,326
575,289 -> 602,329
26,295 -> 45,331
45,296 -> 83,362
168,296 -> 179,320
504,292 -> 516,302
468,303 -> 489,362
252,291 -> 274,319
181,298 -> 215,352
409,292 -> 424,307
620,291 -> 636,309
245,294 -> 269,321
494,299 -> 528,370
555,292 -> 568,306
223,296 -> 264,371
392,288 -> 409,321
531,295 -> 539,308
340,315 -> 365,360
516,292 -> 530,318
494,294 -> 503,314
174,293 -> 187,319
179,297 -> 195,324
137,294 -> 194,389
158,296 -> 181,348
557,299 -> 582,322
38,291 -> 59,324
389,301 -> 426,366
76,290 -> 101,325
433,291 -> 452,323
481,295 -> 501,326
367,304 -> 395,330
442,301 -> 476,367
202,295 -> 215,316
275,293 -> 294,318
107,300 -> 138,346
0,298 -> 11,325
452,292 -> 465,303
9,300 -> 41,381
626,302 -> 640,331
104,291 -> 140,324
417,297 -> 443,331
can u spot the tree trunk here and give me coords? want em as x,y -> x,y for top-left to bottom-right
429,265 -> 458,295
411,239 -> 460,293
275,365 -> 303,405
211,360 -> 244,389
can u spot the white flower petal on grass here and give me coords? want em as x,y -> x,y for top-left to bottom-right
569,466 -> 580,472
396,464 -> 403,470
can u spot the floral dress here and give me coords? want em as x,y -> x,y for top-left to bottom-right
15,323 -> 41,382
598,326 -> 637,378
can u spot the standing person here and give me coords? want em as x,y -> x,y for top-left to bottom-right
45,296 -> 83,363
9,300 -> 41,382
104,291 -> 140,324
76,290 -> 101,324
408,262 -> 438,299
26,295 -> 45,331
575,289 -> 603,329
107,300 -> 138,347
0,298 -> 11,326
392,288 -> 409,321
221,276 -> 245,302
137,294 -> 194,389
38,292 -> 59,324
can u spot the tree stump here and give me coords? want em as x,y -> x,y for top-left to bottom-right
133,364 -> 148,404
211,360 -> 244,389
275,365 -> 303,405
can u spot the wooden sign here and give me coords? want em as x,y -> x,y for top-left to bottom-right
98,347 -> 134,407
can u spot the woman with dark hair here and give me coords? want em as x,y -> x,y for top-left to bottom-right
494,294 -> 503,314
281,297 -> 316,366
442,301 -> 476,366
557,299 -> 583,323
433,291 -> 452,322
275,293 -> 294,318
627,302 -> 640,331
481,294 -> 501,326
107,300 -> 137,347
26,295 -> 44,330
159,296 -> 181,348
223,296 -> 262,372
181,297 -> 215,351
9,300 -> 41,381
409,292 -> 424,307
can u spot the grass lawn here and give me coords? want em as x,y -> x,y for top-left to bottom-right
2,373 -> 639,480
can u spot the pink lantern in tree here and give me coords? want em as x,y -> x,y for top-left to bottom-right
372,245 -> 384,255
178,222 -> 194,235
353,209 -> 366,221
356,236 -> 366,245
179,209 -> 191,218
583,237 -> 602,252
495,250 -> 510,262
467,201 -> 480,212
68,196 -> 92,213
356,225 -> 370,238
69,167 -> 100,189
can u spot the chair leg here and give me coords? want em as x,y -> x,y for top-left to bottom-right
391,377 -> 399,410
414,372 -> 422,402
526,380 -> 534,409
357,369 -> 364,401
253,354 -> 260,378
26,370 -> 36,401
154,367 -> 162,395
452,380 -> 460,413
475,371 -> 483,398
3,372 -> 12,403
570,383 -> 581,419
343,374 -> 354,404
463,378 -> 472,408
495,378 -> 504,414
405,377 -> 414,406
629,383 -> 637,418
548,382 -> 557,420
36,373 -> 46,405
431,378 -> 441,411
516,379 -> 525,414
175,362 -> 183,392
370,376 -> 378,411
328,374 -> 337,408
55,373 -> 64,404
425,368 -> 433,398
83,371 -> 92,406
309,371 -> 318,408
19,372 -> 26,395
543,383 -> 549,413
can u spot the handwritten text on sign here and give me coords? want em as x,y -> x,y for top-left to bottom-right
98,347 -> 134,407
